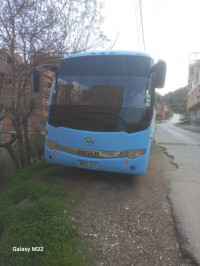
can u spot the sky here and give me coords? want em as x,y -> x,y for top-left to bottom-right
101,0 -> 200,95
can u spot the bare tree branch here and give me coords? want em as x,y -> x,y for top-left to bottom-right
0,0 -> 109,169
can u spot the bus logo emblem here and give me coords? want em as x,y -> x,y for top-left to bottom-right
84,137 -> 95,145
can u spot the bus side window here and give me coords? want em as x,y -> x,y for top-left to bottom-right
145,91 -> 151,107
145,75 -> 153,108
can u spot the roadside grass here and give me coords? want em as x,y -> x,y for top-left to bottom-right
0,160 -> 96,266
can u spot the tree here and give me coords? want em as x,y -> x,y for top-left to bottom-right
0,151 -> 6,186
163,87 -> 188,113
0,0 -> 109,170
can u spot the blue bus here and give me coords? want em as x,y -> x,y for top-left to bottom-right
32,51 -> 166,174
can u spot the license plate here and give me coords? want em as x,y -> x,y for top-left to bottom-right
78,160 -> 99,169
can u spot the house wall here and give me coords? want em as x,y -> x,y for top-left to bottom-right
188,56 -> 200,125
156,103 -> 167,119
0,49 -> 55,143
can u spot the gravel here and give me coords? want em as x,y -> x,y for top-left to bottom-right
56,145 -> 196,266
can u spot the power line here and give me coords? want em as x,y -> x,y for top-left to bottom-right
138,0 -> 145,51
133,0 -> 140,49
134,0 -> 145,51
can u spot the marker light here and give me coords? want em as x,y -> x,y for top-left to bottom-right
53,151 -> 57,156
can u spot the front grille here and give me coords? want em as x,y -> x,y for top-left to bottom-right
46,139 -> 146,159
45,139 -> 120,158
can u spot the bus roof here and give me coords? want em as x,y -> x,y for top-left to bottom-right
63,50 -> 152,60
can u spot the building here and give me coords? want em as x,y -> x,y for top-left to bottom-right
156,103 -> 168,120
188,52 -> 200,125
0,48 -> 56,144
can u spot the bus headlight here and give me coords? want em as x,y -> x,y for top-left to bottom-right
119,149 -> 146,159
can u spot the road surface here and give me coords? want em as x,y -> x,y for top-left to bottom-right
155,114 -> 200,264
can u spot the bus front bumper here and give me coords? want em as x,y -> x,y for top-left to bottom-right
45,144 -> 149,175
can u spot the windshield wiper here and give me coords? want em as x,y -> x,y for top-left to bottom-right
47,116 -> 102,125
48,113 -> 150,132
90,111 -> 150,129
89,111 -> 134,130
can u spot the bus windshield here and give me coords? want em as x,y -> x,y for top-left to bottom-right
48,55 -> 153,133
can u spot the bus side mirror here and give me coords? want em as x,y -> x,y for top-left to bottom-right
153,60 -> 167,88
32,69 -> 40,92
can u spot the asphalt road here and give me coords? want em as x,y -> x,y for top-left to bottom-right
154,114 -> 200,265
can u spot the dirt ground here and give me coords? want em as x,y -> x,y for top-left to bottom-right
55,145 -> 195,266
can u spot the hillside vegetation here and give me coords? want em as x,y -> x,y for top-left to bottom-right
157,86 -> 190,120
